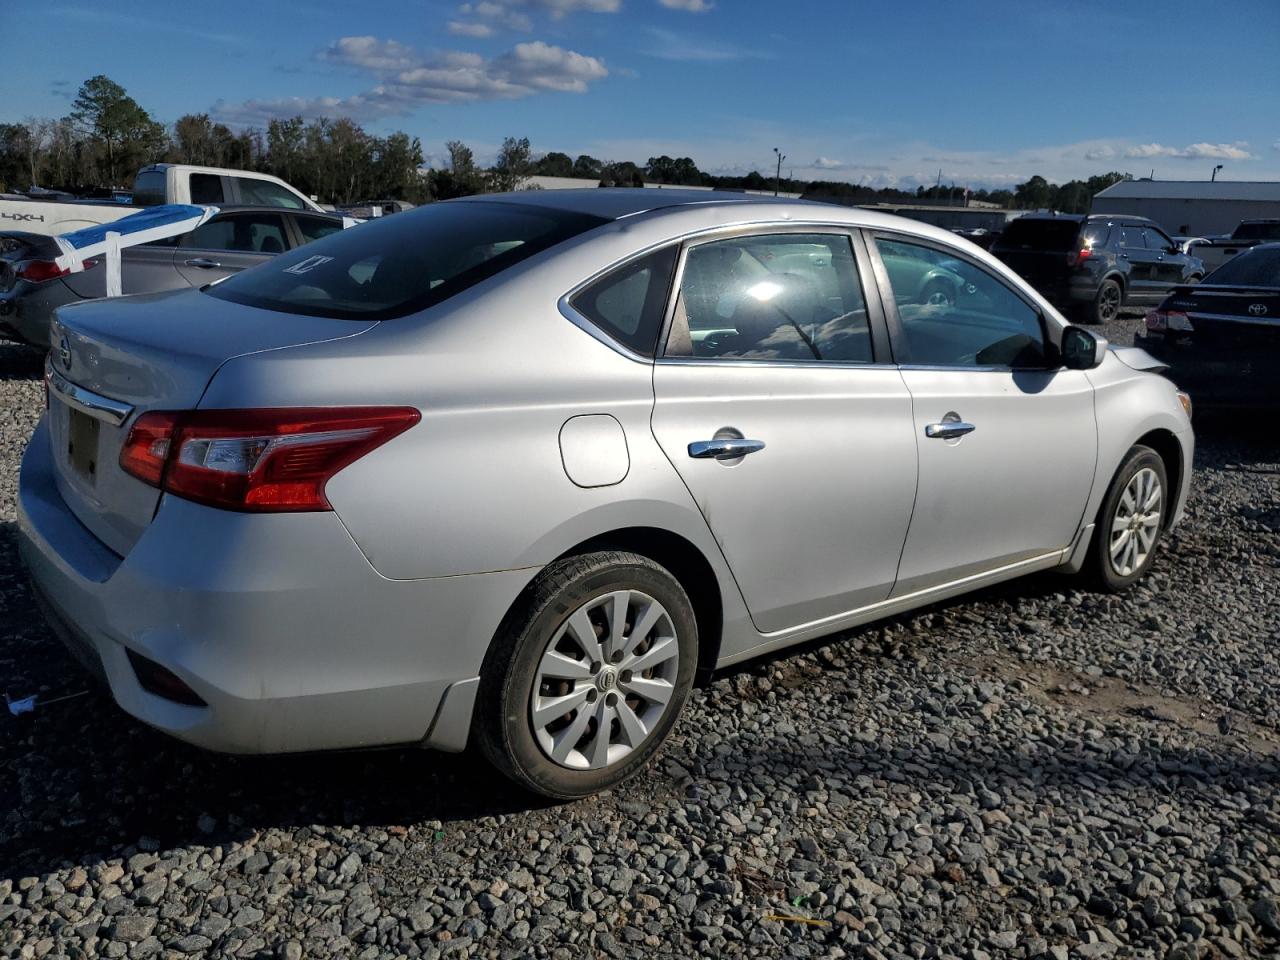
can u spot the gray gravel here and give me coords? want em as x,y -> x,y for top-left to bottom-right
2,333 -> 1278,960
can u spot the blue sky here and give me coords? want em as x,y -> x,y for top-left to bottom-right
7,0 -> 1279,189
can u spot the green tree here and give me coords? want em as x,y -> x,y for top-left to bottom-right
534,151 -> 574,177
68,74 -> 165,185
1013,175 -> 1053,210
490,136 -> 532,193
571,154 -> 602,179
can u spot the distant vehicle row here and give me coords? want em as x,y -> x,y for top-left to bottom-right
0,164 -> 323,237
990,214 -> 1204,325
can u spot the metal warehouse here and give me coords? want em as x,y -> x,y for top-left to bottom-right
1092,179 -> 1280,236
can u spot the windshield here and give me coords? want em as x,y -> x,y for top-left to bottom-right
207,201 -> 607,320
1203,247 -> 1280,287
998,219 -> 1083,251
1233,222 -> 1280,241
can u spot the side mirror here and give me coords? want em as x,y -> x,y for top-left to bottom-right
1061,325 -> 1107,370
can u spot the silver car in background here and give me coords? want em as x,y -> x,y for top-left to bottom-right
18,190 -> 1194,798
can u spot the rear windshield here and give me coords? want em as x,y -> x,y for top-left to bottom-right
207,201 -> 607,320
998,219 -> 1082,250
1204,247 -> 1280,287
1232,222 -> 1280,241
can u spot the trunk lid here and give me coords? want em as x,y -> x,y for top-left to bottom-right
45,287 -> 378,556
1163,284 -> 1280,352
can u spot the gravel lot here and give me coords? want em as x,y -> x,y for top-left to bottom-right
2,317 -> 1278,960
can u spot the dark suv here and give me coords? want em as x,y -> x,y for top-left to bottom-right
991,214 -> 1205,324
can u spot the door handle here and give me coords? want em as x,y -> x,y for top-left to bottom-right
925,421 -> 976,440
688,438 -> 766,460
184,258 -> 221,269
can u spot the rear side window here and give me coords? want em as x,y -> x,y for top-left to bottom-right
207,201 -> 607,320
183,214 -> 287,253
295,215 -> 343,244
1204,248 -> 1280,286
190,173 -> 224,204
1082,223 -> 1110,248
998,219 -> 1082,250
1120,227 -> 1146,249
132,170 -> 166,207
234,177 -> 305,209
1233,223 -> 1280,241
570,248 -> 677,356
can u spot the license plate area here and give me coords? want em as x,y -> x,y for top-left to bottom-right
67,408 -> 101,485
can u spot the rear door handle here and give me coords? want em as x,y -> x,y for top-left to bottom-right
184,258 -> 221,269
688,438 -> 765,460
925,421 -> 976,440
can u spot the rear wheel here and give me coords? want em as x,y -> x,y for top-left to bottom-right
475,551 -> 698,799
1087,445 -> 1168,591
1089,278 -> 1122,325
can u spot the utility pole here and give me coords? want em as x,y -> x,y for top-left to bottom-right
773,147 -> 786,197
1211,164 -> 1223,182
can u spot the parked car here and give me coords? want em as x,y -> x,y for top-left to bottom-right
0,206 -> 347,348
1188,219 -> 1280,274
0,163 -> 324,237
991,214 -> 1205,325
19,191 -> 1194,799
1139,242 -> 1280,407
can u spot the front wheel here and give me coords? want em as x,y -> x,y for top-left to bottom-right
1088,445 -> 1168,591
475,551 -> 698,799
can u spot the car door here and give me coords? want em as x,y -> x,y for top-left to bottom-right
651,229 -> 918,634
173,211 -> 289,287
1118,224 -> 1158,301
868,234 -> 1097,596
1144,225 -> 1185,292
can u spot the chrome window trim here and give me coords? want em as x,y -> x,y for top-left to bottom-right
654,357 -> 898,371
45,362 -> 134,426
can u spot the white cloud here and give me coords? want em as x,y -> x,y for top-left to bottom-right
215,37 -> 608,124
659,0 -> 715,11
812,157 -> 845,170
1084,145 -> 1115,161
448,20 -> 495,37
538,0 -> 621,14
642,27 -> 769,61
1124,141 -> 1253,161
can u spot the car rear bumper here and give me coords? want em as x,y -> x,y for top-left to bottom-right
1137,334 -> 1280,406
17,416 -> 535,754
0,281 -> 76,347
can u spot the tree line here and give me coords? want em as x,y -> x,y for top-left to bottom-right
0,74 -> 1129,212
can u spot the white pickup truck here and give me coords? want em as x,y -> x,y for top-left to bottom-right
0,163 -> 323,237
1189,219 -> 1280,274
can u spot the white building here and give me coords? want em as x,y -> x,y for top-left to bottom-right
1092,180 -> 1280,236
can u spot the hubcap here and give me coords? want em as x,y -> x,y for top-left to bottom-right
1100,285 -> 1120,320
1109,467 -> 1162,577
530,590 -> 679,770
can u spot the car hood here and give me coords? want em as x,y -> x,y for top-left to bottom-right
1109,345 -> 1169,374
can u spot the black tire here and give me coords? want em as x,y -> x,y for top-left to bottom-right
1187,274 -> 1203,284
1087,445 -> 1168,592
475,551 -> 698,800
1089,278 -> 1123,325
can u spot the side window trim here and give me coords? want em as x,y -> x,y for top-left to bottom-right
558,242 -> 680,362
655,225 -> 888,366
867,228 -> 1058,372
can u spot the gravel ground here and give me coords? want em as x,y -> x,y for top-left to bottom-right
2,324 -> 1278,960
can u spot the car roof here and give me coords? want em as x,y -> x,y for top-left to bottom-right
451,188 -> 808,220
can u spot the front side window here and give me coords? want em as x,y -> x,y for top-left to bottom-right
208,201 -> 607,320
183,214 -> 287,253
663,233 -> 873,363
1120,227 -> 1146,249
1145,227 -> 1173,251
570,247 -> 677,356
875,237 -> 1048,368
234,177 -> 305,209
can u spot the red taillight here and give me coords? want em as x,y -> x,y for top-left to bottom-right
119,407 -> 420,512
1145,309 -> 1167,332
15,258 -> 99,283
1146,309 -> 1191,333
1067,247 -> 1092,266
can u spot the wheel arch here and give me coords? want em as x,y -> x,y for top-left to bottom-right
548,527 -> 725,681
1132,428 -> 1183,529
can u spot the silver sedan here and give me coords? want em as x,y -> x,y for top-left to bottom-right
18,190 -> 1194,798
